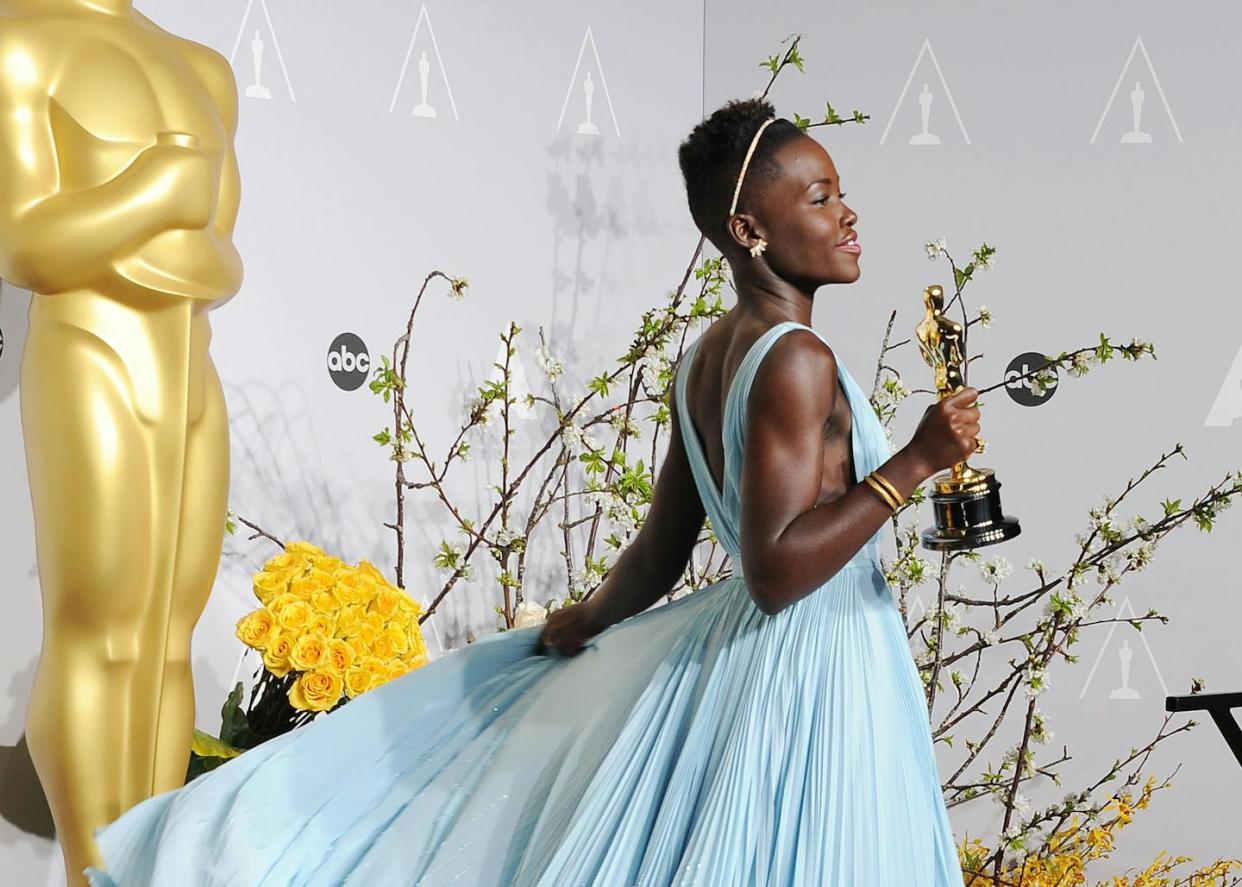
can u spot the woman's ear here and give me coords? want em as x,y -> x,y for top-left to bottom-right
726,213 -> 763,254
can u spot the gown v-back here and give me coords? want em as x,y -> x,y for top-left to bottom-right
84,320 -> 963,887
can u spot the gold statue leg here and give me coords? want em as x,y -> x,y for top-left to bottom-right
21,293 -> 228,885
150,307 -> 229,795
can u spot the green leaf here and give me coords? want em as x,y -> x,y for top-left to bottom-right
191,729 -> 243,761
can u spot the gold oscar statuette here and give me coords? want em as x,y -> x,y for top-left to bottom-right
0,2 -> 243,883
914,285 -> 1020,551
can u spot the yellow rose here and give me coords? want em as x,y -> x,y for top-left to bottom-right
313,554 -> 347,574
291,567 -> 334,600
336,571 -> 380,606
263,631 -> 295,677
235,607 -> 277,651
371,633 -> 394,660
384,622 -> 409,656
327,638 -> 357,675
275,598 -> 313,633
285,541 -> 326,559
262,551 -> 305,574
252,570 -> 290,606
332,570 -> 358,604
288,669 -> 343,712
290,633 -> 330,671
395,594 -> 423,619
308,612 -> 336,639
372,587 -> 402,620
335,605 -> 365,639
406,622 -> 427,659
382,660 -> 409,685
355,559 -> 393,588
343,663 -> 373,699
310,589 -> 341,615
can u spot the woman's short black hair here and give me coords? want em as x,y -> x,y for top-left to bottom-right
677,96 -> 804,251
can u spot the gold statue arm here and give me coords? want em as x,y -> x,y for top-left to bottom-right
175,31 -> 242,239
0,74 -> 216,292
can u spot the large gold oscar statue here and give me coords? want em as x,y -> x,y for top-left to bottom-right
0,2 -> 243,883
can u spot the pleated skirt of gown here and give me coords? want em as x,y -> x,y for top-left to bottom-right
84,566 -> 961,887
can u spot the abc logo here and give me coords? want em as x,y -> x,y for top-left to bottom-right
326,333 -> 370,391
1004,351 -> 1058,407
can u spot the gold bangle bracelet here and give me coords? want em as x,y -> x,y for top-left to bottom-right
863,473 -> 901,512
868,469 -> 905,507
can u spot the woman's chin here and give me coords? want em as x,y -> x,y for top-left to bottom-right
830,262 -> 862,285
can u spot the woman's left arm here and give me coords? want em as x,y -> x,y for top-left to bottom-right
581,378 -> 706,631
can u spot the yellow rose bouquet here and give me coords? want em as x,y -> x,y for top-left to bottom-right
189,542 -> 429,778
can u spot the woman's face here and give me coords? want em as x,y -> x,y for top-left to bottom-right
747,135 -> 860,287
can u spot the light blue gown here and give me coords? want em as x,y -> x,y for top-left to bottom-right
84,320 -> 963,886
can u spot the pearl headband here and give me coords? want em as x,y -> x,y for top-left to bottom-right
727,116 -> 777,217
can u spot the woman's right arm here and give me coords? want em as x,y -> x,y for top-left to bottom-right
738,330 -> 979,616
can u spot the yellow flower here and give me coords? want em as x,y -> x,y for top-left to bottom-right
275,598 -> 313,633
263,551 -> 305,574
372,586 -> 402,620
355,559 -> 393,588
262,631 -> 295,677
313,554 -> 347,574
335,570 -> 379,606
327,638 -> 357,675
235,607 -> 278,651
372,633 -> 395,661
343,663 -> 374,699
335,605 -> 365,639
310,588 -> 342,615
290,633 -> 330,671
395,593 -> 423,619
384,622 -> 409,656
406,622 -> 427,660
308,611 -> 336,639
382,660 -> 409,684
285,541 -> 326,559
291,567 -> 334,600
288,669 -> 343,712
252,570 -> 290,605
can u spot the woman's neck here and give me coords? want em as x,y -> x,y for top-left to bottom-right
729,267 -> 816,329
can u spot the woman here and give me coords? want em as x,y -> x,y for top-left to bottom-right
85,97 -> 979,886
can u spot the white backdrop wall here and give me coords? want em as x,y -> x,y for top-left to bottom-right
1,0 -> 1240,883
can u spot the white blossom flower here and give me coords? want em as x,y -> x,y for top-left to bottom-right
513,600 -> 549,628
979,252 -> 997,272
925,236 -> 948,260
1066,351 -> 1092,378
1027,557 -> 1045,574
979,555 -> 1013,583
977,305 -> 993,328
1023,665 -> 1050,698
1127,541 -> 1156,572
534,343 -> 565,380
492,527 -> 520,548
607,502 -> 638,533
1089,509 -> 1116,533
1096,553 -> 1123,585
981,628 -> 1000,646
1012,792 -> 1031,817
